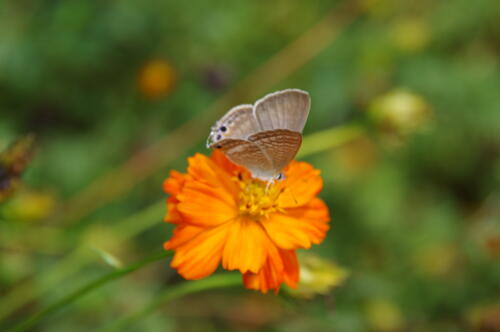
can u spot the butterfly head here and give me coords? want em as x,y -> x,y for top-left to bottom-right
206,122 -> 227,149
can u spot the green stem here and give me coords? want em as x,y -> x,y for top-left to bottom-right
99,273 -> 242,332
6,251 -> 172,332
299,123 -> 365,158
0,201 -> 165,323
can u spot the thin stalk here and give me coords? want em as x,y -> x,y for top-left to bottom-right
6,251 -> 171,332
99,273 -> 242,332
0,201 -> 165,323
299,123 -> 365,158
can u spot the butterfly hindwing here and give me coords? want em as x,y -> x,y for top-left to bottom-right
248,129 -> 302,174
214,138 -> 274,179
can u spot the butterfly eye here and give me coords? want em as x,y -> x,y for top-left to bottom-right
276,173 -> 285,181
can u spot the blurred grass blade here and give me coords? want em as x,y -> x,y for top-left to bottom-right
99,273 -> 242,332
92,248 -> 124,269
0,201 -> 165,322
299,123 -> 365,158
6,251 -> 171,332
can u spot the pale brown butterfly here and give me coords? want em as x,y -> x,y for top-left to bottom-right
206,89 -> 310,180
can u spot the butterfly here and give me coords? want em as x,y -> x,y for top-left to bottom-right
207,89 -> 310,180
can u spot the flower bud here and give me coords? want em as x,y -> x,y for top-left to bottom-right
369,89 -> 432,140
288,253 -> 349,298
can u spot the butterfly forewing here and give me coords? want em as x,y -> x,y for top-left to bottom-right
248,129 -> 302,174
254,89 -> 310,132
208,105 -> 260,147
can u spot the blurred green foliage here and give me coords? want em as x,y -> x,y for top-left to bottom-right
1,0 -> 500,331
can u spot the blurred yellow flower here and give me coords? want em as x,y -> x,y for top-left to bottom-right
1,189 -> 56,222
369,89 -> 432,140
365,298 -> 404,332
391,19 -> 429,52
288,253 -> 349,298
138,59 -> 176,99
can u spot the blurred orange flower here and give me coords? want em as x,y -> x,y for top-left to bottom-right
138,59 -> 176,99
163,150 -> 330,293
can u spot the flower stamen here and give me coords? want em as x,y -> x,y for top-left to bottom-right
237,177 -> 283,219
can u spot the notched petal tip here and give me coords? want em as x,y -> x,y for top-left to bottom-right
241,249 -> 299,293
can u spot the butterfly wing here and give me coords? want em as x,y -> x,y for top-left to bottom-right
253,89 -> 310,132
208,89 -> 310,180
214,138 -> 275,179
207,104 -> 261,147
248,129 -> 302,175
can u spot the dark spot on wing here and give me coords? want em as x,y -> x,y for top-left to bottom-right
216,134 -> 222,140
220,126 -> 227,132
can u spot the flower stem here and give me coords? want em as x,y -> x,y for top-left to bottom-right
0,201 -> 166,323
299,123 -> 365,159
6,251 -> 171,332
99,273 -> 242,332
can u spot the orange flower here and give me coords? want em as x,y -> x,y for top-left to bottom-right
163,150 -> 330,293
138,59 -> 176,99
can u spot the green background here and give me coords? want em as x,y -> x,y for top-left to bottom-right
1,0 -> 499,331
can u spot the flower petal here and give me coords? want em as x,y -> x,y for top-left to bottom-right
280,249 -> 299,288
262,198 -> 330,250
165,196 -> 182,223
222,218 -> 273,274
210,149 -> 247,176
163,170 -> 189,223
277,161 -> 323,208
163,170 -> 187,195
242,244 -> 283,293
187,153 -> 240,197
169,224 -> 230,280
164,224 -> 204,250
177,180 -> 237,227
242,249 -> 298,293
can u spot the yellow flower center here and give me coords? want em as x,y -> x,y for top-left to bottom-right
237,176 -> 284,220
